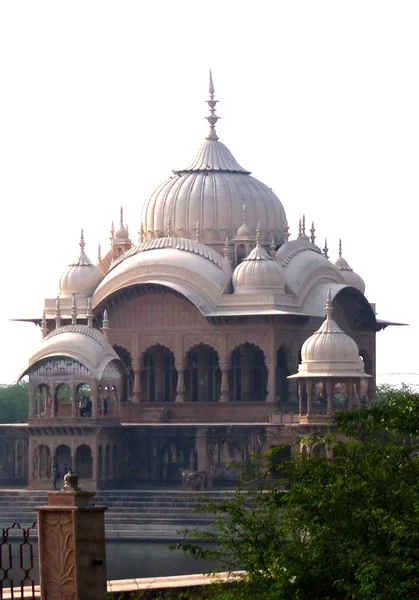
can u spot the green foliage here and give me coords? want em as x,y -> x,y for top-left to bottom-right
175,388 -> 419,599
0,381 -> 29,423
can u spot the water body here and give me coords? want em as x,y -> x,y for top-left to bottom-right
6,541 -> 218,587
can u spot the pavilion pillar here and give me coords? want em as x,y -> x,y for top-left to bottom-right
28,385 -> 34,419
326,380 -> 333,416
266,362 -> 275,403
71,380 -> 77,417
219,363 -> 229,402
175,365 -> 185,402
298,381 -> 304,416
91,380 -> 98,419
305,380 -> 312,416
132,358 -> 141,403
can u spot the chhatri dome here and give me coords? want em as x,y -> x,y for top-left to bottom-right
58,230 -> 103,298
333,239 -> 365,294
141,72 -> 288,250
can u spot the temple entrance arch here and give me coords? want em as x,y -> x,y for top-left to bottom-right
75,444 -> 92,479
184,344 -> 221,402
54,444 -> 71,476
229,343 -> 268,401
113,345 -> 133,401
140,345 -> 177,402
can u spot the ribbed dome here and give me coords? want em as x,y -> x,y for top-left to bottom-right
58,231 -> 103,298
291,292 -> 367,378
334,241 -> 365,294
140,78 -> 287,251
232,235 -> 285,293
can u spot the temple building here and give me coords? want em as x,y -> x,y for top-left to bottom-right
8,74 -> 392,489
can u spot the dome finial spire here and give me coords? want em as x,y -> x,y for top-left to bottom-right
325,289 -> 333,320
339,238 -> 342,258
80,229 -> 85,251
120,206 -> 124,227
205,69 -> 219,141
255,222 -> 263,246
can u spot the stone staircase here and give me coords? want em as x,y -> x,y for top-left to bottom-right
0,489 -> 228,540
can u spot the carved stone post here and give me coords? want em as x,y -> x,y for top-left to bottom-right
266,362 -> 275,403
306,380 -> 312,416
91,380 -> 98,419
219,363 -> 229,402
298,381 -> 304,416
326,380 -> 333,416
28,385 -> 34,420
36,473 -> 107,600
132,358 -> 141,403
175,365 -> 186,402
71,380 -> 77,417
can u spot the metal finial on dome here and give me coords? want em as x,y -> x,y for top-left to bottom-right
195,221 -> 200,242
110,221 -> 115,244
269,238 -> 276,257
298,218 -> 302,238
71,294 -> 77,325
339,238 -> 342,258
205,69 -> 219,141
283,223 -> 290,241
97,244 -> 102,262
223,236 -> 231,261
86,297 -> 93,328
302,215 -> 306,236
323,238 -> 329,259
139,223 -> 145,244
80,229 -> 85,251
255,222 -> 263,246
41,310 -> 48,339
102,309 -> 110,339
55,297 -> 61,329
325,289 -> 333,319
310,221 -> 316,245
120,206 -> 124,227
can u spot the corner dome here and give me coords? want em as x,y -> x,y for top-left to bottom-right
18,324 -> 122,381
333,241 -> 365,294
58,231 -> 103,298
290,292 -> 368,379
233,231 -> 285,293
140,76 -> 287,250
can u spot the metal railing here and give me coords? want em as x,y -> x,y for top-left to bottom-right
0,523 -> 38,600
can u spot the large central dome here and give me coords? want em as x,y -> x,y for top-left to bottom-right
141,74 -> 287,251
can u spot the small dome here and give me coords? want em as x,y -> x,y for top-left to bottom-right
233,232 -> 285,293
114,207 -> 130,241
333,241 -> 365,294
58,231 -> 103,298
236,205 -> 252,237
290,291 -> 368,379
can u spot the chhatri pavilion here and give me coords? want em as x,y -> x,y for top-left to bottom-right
7,74 -> 392,489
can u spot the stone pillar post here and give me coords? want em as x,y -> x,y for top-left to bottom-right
92,441 -> 98,486
298,381 -> 304,416
132,358 -> 141,403
28,438 -> 35,482
71,380 -> 77,417
91,380 -> 98,419
326,380 -> 333,416
266,362 -> 275,403
175,365 -> 186,402
28,385 -> 34,420
219,363 -> 229,402
36,473 -> 107,600
196,427 -> 208,473
306,380 -> 312,416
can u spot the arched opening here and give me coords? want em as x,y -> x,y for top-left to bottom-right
35,444 -> 51,479
229,343 -> 267,401
75,444 -> 92,479
333,382 -> 348,410
184,344 -> 221,402
34,384 -> 50,418
312,444 -> 327,459
140,345 -> 177,402
54,444 -> 71,477
276,346 -> 289,404
54,383 -> 71,417
236,243 -> 247,264
113,345 -> 133,401
76,383 -> 92,417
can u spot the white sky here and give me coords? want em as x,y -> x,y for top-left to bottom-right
0,1 -> 417,387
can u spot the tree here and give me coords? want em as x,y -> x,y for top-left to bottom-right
0,381 -> 29,423
175,388 -> 419,599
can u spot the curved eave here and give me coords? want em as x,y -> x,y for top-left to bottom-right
288,371 -> 371,379
18,350 -> 120,382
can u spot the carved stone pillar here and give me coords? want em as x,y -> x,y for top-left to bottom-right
28,385 -> 34,420
91,380 -> 98,419
326,380 -> 333,416
196,427 -> 208,473
37,475 -> 107,600
28,438 -> 34,482
306,380 -> 312,416
219,364 -> 229,402
92,443 -> 98,485
298,381 -> 304,416
71,380 -> 77,418
266,362 -> 275,403
132,359 -> 141,403
175,365 -> 185,402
